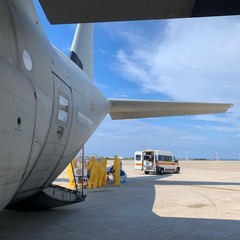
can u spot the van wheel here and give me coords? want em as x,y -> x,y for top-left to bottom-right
144,171 -> 149,174
160,168 -> 164,175
175,167 -> 180,173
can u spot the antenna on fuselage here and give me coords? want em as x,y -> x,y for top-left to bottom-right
69,23 -> 93,79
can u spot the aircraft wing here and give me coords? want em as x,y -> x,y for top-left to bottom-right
108,99 -> 233,120
39,0 -> 240,24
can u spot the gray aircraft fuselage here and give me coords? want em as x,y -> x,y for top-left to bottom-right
0,0 -> 110,211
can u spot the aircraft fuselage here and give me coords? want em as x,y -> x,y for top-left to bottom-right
0,0 -> 110,210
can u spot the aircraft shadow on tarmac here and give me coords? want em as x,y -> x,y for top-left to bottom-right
0,174 -> 240,240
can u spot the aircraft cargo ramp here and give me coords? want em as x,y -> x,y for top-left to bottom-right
6,185 -> 86,211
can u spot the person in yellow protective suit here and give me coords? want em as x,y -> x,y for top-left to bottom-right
87,156 -> 99,189
67,158 -> 77,188
113,155 -> 121,186
97,159 -> 104,187
101,158 -> 107,186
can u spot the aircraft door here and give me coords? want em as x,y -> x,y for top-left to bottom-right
18,73 -> 72,193
52,74 -> 72,144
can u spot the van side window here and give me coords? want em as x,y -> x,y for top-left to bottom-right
136,155 -> 141,161
158,155 -> 162,161
163,156 -> 172,162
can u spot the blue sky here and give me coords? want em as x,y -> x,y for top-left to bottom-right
35,1 -> 240,159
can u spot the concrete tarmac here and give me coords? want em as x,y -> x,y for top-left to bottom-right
1,160 -> 240,240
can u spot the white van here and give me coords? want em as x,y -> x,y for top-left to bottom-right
134,149 -> 180,174
134,151 -> 143,170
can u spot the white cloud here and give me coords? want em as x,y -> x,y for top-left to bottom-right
114,17 -> 240,104
85,116 -> 187,156
192,124 -> 238,133
88,18 -> 240,159
85,115 -> 228,158
85,114 -> 240,158
106,17 -> 240,137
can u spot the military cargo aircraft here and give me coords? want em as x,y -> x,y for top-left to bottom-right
0,0 -> 236,211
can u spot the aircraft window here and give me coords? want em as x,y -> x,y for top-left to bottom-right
23,50 -> 33,71
135,155 -> 141,161
58,95 -> 69,123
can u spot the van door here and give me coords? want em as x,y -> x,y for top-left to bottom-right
134,151 -> 142,170
163,155 -> 175,172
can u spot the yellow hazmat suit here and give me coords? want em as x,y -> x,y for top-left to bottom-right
101,158 -> 107,186
67,158 -> 77,188
87,156 -> 99,189
113,155 -> 121,186
97,159 -> 104,187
